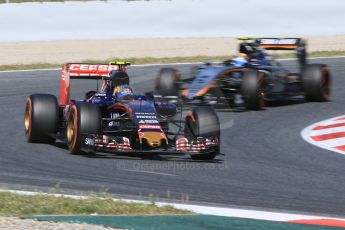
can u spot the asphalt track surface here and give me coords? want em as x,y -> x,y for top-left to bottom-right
1,58 -> 345,217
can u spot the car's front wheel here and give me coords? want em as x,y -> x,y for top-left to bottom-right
184,106 -> 220,160
67,102 -> 101,154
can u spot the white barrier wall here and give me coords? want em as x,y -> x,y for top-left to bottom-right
0,0 -> 344,42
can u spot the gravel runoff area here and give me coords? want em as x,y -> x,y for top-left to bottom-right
0,217 -> 121,230
1,35 -> 345,65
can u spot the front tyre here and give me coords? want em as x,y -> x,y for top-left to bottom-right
67,102 -> 101,154
184,106 -> 220,160
25,94 -> 59,143
303,64 -> 331,102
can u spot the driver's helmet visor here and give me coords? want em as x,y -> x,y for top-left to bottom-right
114,84 -> 134,98
232,57 -> 248,67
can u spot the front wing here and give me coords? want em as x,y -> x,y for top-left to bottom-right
80,134 -> 219,157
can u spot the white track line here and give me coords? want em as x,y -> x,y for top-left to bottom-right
158,203 -> 345,222
1,55 -> 345,73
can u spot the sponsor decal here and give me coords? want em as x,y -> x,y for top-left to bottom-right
108,121 -> 119,127
61,72 -> 66,80
260,38 -> 298,45
136,115 -> 157,119
139,125 -> 161,129
134,112 -> 159,124
144,120 -> 159,124
110,113 -> 120,119
138,120 -> 158,124
85,137 -> 94,146
69,64 -> 119,72
135,112 -> 156,115
94,93 -> 106,97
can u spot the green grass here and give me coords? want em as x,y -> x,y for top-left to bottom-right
0,191 -> 191,217
1,50 -> 345,71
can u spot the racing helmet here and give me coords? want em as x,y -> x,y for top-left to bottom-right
114,84 -> 134,99
232,53 -> 248,67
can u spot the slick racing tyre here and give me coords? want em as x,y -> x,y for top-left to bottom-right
154,68 -> 181,96
241,70 -> 265,110
302,64 -> 331,102
67,102 -> 101,154
25,94 -> 59,143
184,106 -> 220,160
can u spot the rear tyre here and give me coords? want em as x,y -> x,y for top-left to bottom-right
24,94 -> 59,143
184,106 -> 220,160
67,102 -> 101,154
241,70 -> 265,110
303,64 -> 331,102
154,68 -> 181,96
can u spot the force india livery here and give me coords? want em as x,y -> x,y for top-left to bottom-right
154,37 -> 331,110
24,62 -> 220,160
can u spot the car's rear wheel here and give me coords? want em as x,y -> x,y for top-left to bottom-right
303,64 -> 331,102
25,94 -> 59,143
241,70 -> 265,110
184,106 -> 220,160
67,102 -> 101,154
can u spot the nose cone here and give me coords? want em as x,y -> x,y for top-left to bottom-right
141,132 -> 167,148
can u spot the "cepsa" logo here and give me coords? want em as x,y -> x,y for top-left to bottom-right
69,64 -> 119,72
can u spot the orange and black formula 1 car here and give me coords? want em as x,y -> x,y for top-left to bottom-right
152,38 -> 331,110
24,62 -> 220,160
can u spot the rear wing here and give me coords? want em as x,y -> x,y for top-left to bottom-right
255,38 -> 307,71
255,38 -> 304,50
60,62 -> 130,105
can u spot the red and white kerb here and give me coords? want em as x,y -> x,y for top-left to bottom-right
301,115 -> 345,155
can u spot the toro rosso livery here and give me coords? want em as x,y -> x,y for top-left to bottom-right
25,62 -> 220,160
154,38 -> 331,110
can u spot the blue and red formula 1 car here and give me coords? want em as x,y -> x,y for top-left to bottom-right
24,62 -> 220,160
153,37 -> 331,110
